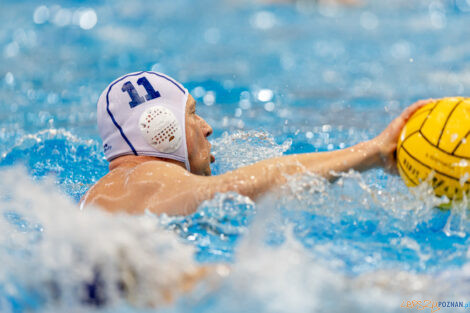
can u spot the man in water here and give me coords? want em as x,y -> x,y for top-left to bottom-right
80,71 -> 431,215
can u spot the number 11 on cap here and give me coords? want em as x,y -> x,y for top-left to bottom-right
121,76 -> 161,108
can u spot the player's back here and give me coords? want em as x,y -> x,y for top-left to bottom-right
80,156 -> 199,215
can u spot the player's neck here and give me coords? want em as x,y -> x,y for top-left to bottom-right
109,155 -> 185,171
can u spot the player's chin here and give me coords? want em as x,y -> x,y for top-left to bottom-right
201,154 -> 214,176
204,165 -> 212,176
205,157 -> 214,176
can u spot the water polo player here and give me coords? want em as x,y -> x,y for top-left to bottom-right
80,71 -> 432,215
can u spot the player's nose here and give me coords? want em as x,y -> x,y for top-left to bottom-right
202,118 -> 213,138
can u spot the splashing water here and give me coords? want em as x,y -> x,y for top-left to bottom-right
0,128 -> 107,201
211,130 -> 292,173
186,195 -> 470,313
157,192 -> 256,263
0,167 -> 211,312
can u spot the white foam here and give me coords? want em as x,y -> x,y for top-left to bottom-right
0,167 -> 202,309
211,130 -> 292,172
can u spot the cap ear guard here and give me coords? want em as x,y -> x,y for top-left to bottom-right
139,106 -> 183,154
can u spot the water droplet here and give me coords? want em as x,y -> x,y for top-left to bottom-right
239,99 -> 251,110
192,86 -> 206,98
258,89 -> 273,102
33,5 -> 50,24
4,42 -> 19,58
251,11 -> 276,30
203,91 -> 216,106
79,9 -> 98,30
264,102 -> 275,112
4,72 -> 15,86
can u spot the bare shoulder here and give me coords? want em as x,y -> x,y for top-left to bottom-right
130,160 -> 193,181
134,161 -> 206,215
81,160 -> 204,215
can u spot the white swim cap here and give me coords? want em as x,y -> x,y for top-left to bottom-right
97,71 -> 190,171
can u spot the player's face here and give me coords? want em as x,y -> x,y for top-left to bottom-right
185,94 -> 214,176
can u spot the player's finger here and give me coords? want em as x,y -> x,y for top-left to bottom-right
401,98 -> 435,121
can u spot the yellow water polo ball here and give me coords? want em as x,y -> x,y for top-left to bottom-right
397,97 -> 470,207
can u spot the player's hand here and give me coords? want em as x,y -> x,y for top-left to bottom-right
371,99 -> 435,174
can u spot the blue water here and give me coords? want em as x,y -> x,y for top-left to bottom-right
1,0 -> 470,312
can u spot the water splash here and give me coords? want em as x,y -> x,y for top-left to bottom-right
156,192 -> 256,263
0,128 -> 107,201
0,167 -> 209,312
211,130 -> 292,173
205,193 -> 470,313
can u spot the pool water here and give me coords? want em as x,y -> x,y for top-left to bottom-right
1,0 -> 470,312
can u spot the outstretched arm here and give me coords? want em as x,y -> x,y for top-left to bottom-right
204,99 -> 433,196
148,99 -> 433,215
